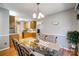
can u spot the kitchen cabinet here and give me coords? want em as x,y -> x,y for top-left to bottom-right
9,16 -> 16,33
23,32 -> 36,38
30,21 -> 36,29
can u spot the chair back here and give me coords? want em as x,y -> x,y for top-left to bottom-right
12,39 -> 34,56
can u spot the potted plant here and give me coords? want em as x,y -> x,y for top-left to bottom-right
67,31 -> 79,55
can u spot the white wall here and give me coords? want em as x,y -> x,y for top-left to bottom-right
9,10 -> 30,19
0,3 -> 30,20
0,7 -> 9,50
77,20 -> 79,31
41,9 -> 77,36
40,9 -> 77,48
77,10 -> 79,31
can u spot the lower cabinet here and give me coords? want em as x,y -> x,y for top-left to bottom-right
23,32 -> 36,38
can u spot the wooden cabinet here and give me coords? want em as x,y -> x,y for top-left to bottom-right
23,20 -> 36,38
23,32 -> 36,38
9,16 -> 16,33
30,21 -> 36,29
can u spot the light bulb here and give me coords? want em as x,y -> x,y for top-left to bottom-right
33,12 -> 37,18
38,12 -> 44,19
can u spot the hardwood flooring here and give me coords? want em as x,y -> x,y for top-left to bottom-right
0,46 -> 17,56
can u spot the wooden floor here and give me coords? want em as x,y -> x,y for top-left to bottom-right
0,46 -> 17,56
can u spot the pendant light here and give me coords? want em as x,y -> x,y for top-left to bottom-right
33,3 -> 44,19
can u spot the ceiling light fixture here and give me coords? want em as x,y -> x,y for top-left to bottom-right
33,3 -> 44,20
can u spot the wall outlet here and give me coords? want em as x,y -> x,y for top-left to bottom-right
4,42 -> 7,45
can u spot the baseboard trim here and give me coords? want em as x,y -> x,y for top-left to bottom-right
0,47 -> 10,51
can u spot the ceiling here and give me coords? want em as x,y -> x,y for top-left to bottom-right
2,3 -> 76,18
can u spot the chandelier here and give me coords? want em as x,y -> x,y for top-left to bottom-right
33,3 -> 44,19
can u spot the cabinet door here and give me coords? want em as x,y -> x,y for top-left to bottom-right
9,16 -> 15,33
30,21 -> 36,29
24,32 -> 36,38
9,16 -> 15,28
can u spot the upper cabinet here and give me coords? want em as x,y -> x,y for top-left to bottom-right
30,21 -> 36,29
9,16 -> 16,33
